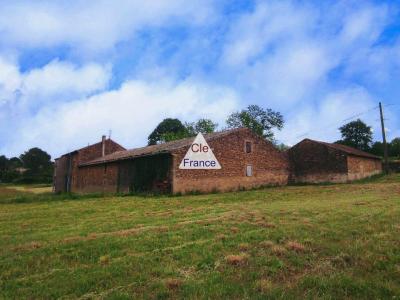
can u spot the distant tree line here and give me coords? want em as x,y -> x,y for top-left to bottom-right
0,148 -> 53,184
335,119 -> 400,158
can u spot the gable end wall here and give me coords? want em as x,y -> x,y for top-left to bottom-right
347,156 -> 382,181
171,130 -> 289,194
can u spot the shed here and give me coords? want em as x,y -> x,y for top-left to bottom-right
288,139 -> 382,183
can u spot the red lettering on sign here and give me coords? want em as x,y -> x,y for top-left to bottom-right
191,143 -> 209,152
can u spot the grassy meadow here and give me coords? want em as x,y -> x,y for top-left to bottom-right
0,175 -> 399,299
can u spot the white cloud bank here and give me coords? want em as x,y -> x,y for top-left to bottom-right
1,78 -> 239,158
1,0 -> 399,157
0,57 -> 110,105
0,0 -> 214,53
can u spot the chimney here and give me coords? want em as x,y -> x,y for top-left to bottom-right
101,135 -> 106,157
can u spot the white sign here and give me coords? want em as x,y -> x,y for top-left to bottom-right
179,132 -> 221,169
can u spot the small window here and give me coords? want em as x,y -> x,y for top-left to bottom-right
246,165 -> 253,177
245,141 -> 252,153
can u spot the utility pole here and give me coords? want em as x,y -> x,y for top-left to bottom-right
379,102 -> 389,174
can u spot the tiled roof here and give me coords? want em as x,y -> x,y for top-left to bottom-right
302,139 -> 381,160
80,128 -> 248,166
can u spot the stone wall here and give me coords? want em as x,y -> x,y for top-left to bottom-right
75,163 -> 119,193
53,155 -> 70,193
288,140 -> 348,183
77,140 -> 125,164
171,129 -> 289,194
53,138 -> 124,193
347,156 -> 382,180
292,173 -> 349,184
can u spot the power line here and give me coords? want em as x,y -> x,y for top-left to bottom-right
293,105 -> 379,140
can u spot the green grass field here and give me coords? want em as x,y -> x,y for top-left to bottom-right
1,175 -> 400,299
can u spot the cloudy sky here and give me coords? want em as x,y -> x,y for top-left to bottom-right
1,0 -> 399,159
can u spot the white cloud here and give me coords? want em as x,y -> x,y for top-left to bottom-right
276,87 -> 380,145
339,5 -> 389,46
220,1 -> 391,108
222,1 -> 316,66
1,0 -> 399,158
0,57 -> 111,151
22,60 -> 110,97
0,57 -> 22,105
1,79 -> 239,158
0,0 -> 215,53
0,57 -> 110,106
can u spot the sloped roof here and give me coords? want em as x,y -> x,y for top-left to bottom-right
56,139 -> 126,160
300,138 -> 381,160
80,128 -> 248,166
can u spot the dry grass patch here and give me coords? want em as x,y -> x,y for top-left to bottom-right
230,227 -> 240,233
113,228 -> 140,237
238,243 -> 250,251
155,225 -> 169,233
259,240 -> 274,249
271,245 -> 287,256
13,241 -> 42,252
255,221 -> 276,228
216,234 -> 227,241
165,278 -> 183,290
225,254 -> 249,266
99,255 -> 110,265
286,241 -> 306,252
256,279 -> 273,293
179,267 -> 196,279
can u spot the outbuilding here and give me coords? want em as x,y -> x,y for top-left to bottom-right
288,138 -> 382,183
53,136 -> 125,193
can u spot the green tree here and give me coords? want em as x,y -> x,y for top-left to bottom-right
335,119 -> 373,152
185,119 -> 218,135
226,105 -> 284,140
389,138 -> 400,158
19,148 -> 53,183
0,155 -> 8,182
276,143 -> 290,151
8,157 -> 22,169
0,156 -> 22,183
370,141 -> 384,157
148,118 -> 188,145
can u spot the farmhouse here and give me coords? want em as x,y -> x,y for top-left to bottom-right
288,138 -> 382,183
54,128 -> 290,194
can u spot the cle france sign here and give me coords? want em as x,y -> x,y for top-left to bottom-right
179,133 -> 221,169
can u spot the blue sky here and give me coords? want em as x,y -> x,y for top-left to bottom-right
0,0 -> 399,158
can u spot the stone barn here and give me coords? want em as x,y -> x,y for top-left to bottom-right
54,128 -> 289,194
288,138 -> 382,183
53,136 -> 125,193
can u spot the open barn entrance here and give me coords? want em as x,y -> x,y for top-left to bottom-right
117,153 -> 172,193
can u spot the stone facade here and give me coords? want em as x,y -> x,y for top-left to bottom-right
288,139 -> 382,183
53,138 -> 125,193
54,130 -> 383,194
54,129 -> 289,194
170,129 -> 289,193
74,162 -> 120,193
347,156 -> 382,181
